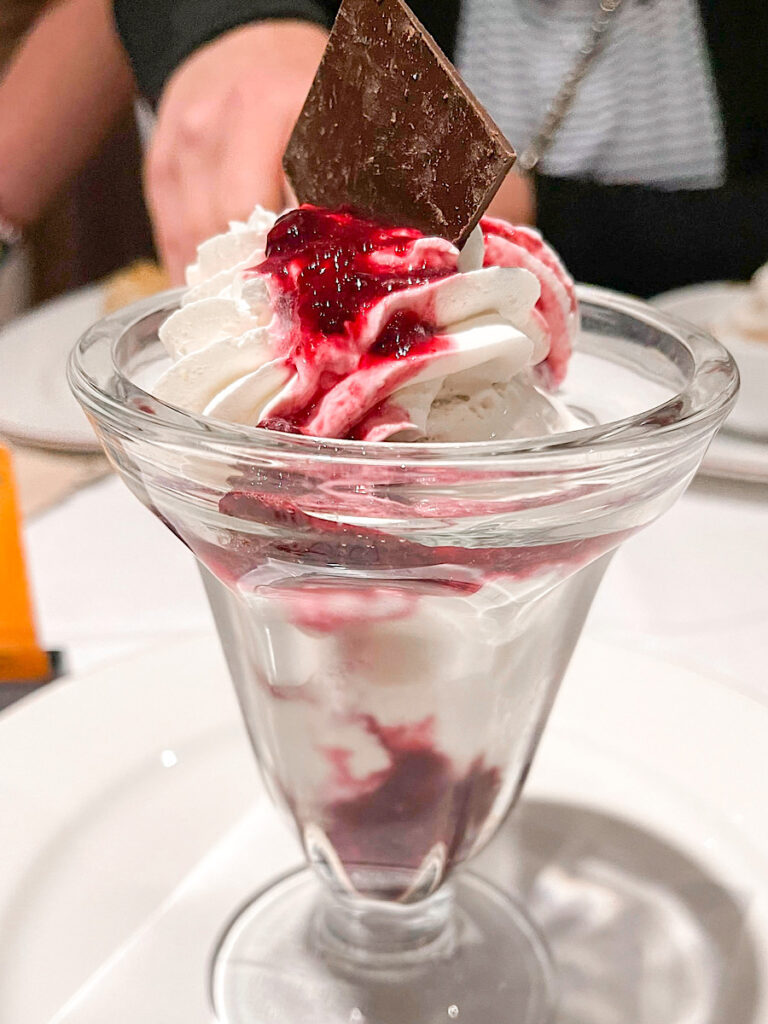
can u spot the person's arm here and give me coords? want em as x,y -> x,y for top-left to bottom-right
0,0 -> 135,230
535,173 -> 768,297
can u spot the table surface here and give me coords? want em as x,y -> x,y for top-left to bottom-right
5,467 -> 768,1024
20,470 -> 768,706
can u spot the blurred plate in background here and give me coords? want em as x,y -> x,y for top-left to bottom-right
0,284 -> 104,452
653,282 -> 768,442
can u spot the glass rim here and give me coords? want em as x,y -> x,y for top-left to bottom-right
68,284 -> 738,469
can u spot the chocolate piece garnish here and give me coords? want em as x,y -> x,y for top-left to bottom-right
283,0 -> 515,247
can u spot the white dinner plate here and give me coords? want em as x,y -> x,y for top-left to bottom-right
0,285 -> 105,452
653,280 -> 747,320
0,634 -> 766,1024
653,281 -> 768,448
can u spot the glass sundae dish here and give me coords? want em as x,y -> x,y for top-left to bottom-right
68,2 -> 737,1019
69,205 -> 736,1024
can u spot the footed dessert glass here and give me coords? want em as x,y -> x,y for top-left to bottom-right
70,286 -> 737,1024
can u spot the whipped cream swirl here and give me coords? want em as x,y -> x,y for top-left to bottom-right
154,205 -> 579,441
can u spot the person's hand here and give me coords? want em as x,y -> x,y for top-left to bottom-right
145,20 -> 328,283
487,169 -> 536,226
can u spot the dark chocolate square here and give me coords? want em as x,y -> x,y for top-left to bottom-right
283,0 -> 516,247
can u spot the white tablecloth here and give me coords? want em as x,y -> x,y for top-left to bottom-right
22,473 -> 768,703
7,469 -> 768,1024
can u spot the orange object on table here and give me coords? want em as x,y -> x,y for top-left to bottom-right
0,443 -> 50,682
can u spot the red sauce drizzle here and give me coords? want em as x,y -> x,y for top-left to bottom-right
250,206 -> 457,433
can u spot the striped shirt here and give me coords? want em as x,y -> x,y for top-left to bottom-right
456,0 -> 726,190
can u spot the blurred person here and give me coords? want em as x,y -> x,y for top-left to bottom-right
115,0 -> 767,295
460,0 -> 768,296
0,0 -> 137,279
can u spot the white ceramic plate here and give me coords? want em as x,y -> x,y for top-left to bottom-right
0,634 -> 766,1023
653,281 -> 768,441
0,285 -> 104,452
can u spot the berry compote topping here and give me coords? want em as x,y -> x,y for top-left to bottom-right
257,205 -> 454,336
249,205 -> 458,434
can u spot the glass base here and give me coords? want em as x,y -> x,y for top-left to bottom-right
211,869 -> 555,1024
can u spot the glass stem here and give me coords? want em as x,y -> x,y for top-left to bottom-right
313,885 -> 456,968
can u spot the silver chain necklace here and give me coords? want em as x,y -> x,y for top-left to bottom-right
518,0 -> 625,171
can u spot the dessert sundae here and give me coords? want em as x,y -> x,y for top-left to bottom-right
150,199 -> 597,900
69,0 -> 737,1018
662,263 -> 768,437
711,262 -> 768,346
140,0 -> 601,902
145,109 -> 599,900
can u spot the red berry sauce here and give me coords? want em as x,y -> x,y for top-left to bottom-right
250,206 -> 457,434
322,715 -> 499,897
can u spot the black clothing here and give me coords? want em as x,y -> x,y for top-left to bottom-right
113,0 -> 461,105
114,0 -> 768,295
